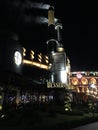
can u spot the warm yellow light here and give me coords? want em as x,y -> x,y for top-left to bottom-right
86,88 -> 90,95
38,53 -> 42,62
71,78 -> 78,85
77,87 -> 80,93
45,55 -> 49,64
23,47 -> 26,56
45,60 -> 49,64
81,77 -> 88,85
0,95 -> 2,99
23,60 -> 49,70
30,50 -> 35,60
57,47 -> 64,52
90,78 -> 96,84
0,105 -> 2,110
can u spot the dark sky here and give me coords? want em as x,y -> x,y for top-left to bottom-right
0,0 -> 97,71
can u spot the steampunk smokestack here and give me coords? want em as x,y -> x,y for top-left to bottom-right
48,6 -> 55,26
48,6 -> 55,40
47,6 -> 58,52
46,6 -> 70,105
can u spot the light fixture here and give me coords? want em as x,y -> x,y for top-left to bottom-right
14,51 -> 22,66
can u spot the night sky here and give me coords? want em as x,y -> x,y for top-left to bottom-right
0,0 -> 97,71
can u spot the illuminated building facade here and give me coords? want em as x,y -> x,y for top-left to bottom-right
1,5 -> 97,109
70,71 -> 98,103
0,5 -> 71,109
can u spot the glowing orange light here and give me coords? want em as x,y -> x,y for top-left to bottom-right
81,77 -> 88,85
90,78 -> 96,84
71,78 -> 78,85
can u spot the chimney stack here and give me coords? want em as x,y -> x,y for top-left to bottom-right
47,6 -> 58,52
48,6 -> 55,26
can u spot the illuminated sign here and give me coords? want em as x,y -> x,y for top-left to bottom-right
47,82 -> 66,88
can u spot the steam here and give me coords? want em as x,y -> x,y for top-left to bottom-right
24,15 -> 48,24
12,0 -> 50,10
26,1 -> 50,10
23,15 -> 59,24
3,0 -> 58,25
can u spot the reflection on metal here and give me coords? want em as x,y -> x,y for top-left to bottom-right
57,47 -> 64,52
23,59 -> 49,70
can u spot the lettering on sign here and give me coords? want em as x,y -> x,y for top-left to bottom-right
47,82 -> 66,88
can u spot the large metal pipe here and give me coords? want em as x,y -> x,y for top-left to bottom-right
55,22 -> 63,44
55,22 -> 65,52
48,6 -> 55,26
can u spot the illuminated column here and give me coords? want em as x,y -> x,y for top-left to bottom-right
16,89 -> 20,106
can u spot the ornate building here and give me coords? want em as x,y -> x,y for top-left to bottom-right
70,71 -> 98,103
